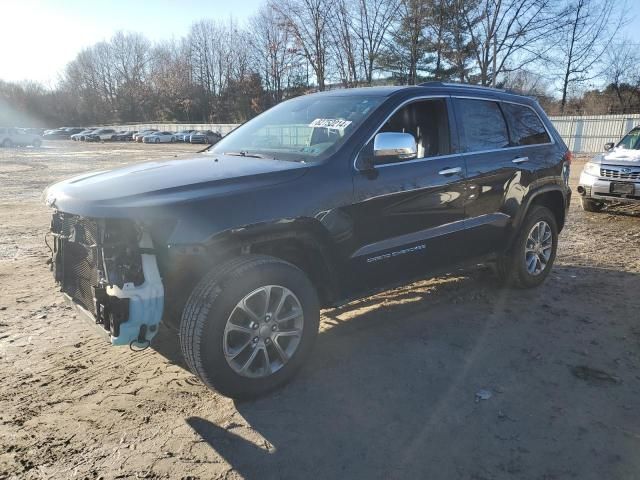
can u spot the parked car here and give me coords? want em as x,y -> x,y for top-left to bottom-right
112,130 -> 136,141
143,131 -> 176,143
189,130 -> 222,144
175,130 -> 197,142
44,128 -> 84,140
133,129 -> 158,142
577,126 -> 640,211
85,129 -> 118,142
44,83 -> 571,399
0,127 -> 42,147
24,128 -> 45,136
71,129 -> 97,141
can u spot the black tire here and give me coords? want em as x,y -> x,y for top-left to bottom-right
179,254 -> 320,399
1,139 -> 12,148
32,139 -> 41,148
581,197 -> 604,212
496,205 -> 558,288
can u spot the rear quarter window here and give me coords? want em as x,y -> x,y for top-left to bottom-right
454,98 -> 510,152
502,103 -> 551,145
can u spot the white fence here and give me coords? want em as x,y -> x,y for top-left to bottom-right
549,114 -> 640,153
108,114 -> 640,154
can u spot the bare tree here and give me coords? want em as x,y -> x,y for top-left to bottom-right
272,0 -> 331,90
455,0 -> 559,87
354,0 -> 399,84
554,0 -> 623,112
604,39 -> 640,113
328,0 -> 360,87
250,5 -> 297,103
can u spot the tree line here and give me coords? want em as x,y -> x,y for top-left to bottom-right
1,0 -> 639,128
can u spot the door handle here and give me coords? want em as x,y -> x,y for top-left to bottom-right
438,167 -> 462,176
512,157 -> 529,164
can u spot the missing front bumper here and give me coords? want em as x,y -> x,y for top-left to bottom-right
51,212 -> 165,347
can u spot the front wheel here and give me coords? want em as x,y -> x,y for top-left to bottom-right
179,255 -> 320,399
496,205 -> 558,288
581,197 -> 604,212
1,139 -> 12,148
32,139 -> 41,148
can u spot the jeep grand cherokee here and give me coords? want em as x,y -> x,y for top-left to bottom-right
44,82 -> 571,398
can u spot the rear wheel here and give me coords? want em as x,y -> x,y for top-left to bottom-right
32,139 -> 41,147
496,205 -> 558,288
1,139 -> 12,148
581,197 -> 604,212
179,255 -> 320,399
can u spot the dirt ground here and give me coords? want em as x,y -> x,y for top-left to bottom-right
1,141 -> 639,480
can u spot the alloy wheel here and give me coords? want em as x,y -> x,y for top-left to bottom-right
223,285 -> 304,378
524,220 -> 552,276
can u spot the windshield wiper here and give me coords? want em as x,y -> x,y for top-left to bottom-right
223,151 -> 268,159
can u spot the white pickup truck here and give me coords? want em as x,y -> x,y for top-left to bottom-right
578,126 -> 640,211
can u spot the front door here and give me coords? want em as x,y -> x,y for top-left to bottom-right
346,97 -> 467,291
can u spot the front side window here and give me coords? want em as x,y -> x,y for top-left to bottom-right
455,99 -> 509,152
502,103 -> 550,145
618,128 -> 640,150
211,94 -> 384,162
376,98 -> 451,161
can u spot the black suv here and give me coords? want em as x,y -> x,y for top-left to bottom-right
44,83 -> 571,398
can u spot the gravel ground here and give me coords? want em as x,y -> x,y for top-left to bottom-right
0,141 -> 639,480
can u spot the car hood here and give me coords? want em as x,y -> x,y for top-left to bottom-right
43,153 -> 309,218
592,148 -> 640,165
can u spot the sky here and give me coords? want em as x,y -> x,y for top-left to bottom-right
1,0 -> 639,86
0,0 -> 263,85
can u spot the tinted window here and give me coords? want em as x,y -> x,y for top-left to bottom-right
378,99 -> 450,160
455,99 -> 509,152
502,103 -> 550,145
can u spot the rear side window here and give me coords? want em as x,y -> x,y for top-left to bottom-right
454,99 -> 509,152
502,103 -> 550,145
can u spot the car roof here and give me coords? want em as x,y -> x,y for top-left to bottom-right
310,82 -> 537,105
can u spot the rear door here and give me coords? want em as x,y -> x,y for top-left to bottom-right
451,97 -> 526,257
347,97 -> 468,290
500,101 -> 558,180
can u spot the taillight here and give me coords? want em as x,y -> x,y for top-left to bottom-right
563,150 -> 572,165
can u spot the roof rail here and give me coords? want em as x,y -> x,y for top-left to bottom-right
418,81 -> 506,92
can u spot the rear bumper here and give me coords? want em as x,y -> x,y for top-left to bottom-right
578,172 -> 640,204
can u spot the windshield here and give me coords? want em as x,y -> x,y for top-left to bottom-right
210,94 -> 384,162
617,128 -> 640,149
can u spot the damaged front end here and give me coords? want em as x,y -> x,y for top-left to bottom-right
49,212 -> 164,347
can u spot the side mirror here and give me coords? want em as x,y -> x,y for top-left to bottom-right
373,132 -> 417,163
604,142 -> 614,152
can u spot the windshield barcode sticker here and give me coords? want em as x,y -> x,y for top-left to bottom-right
309,118 -> 352,130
